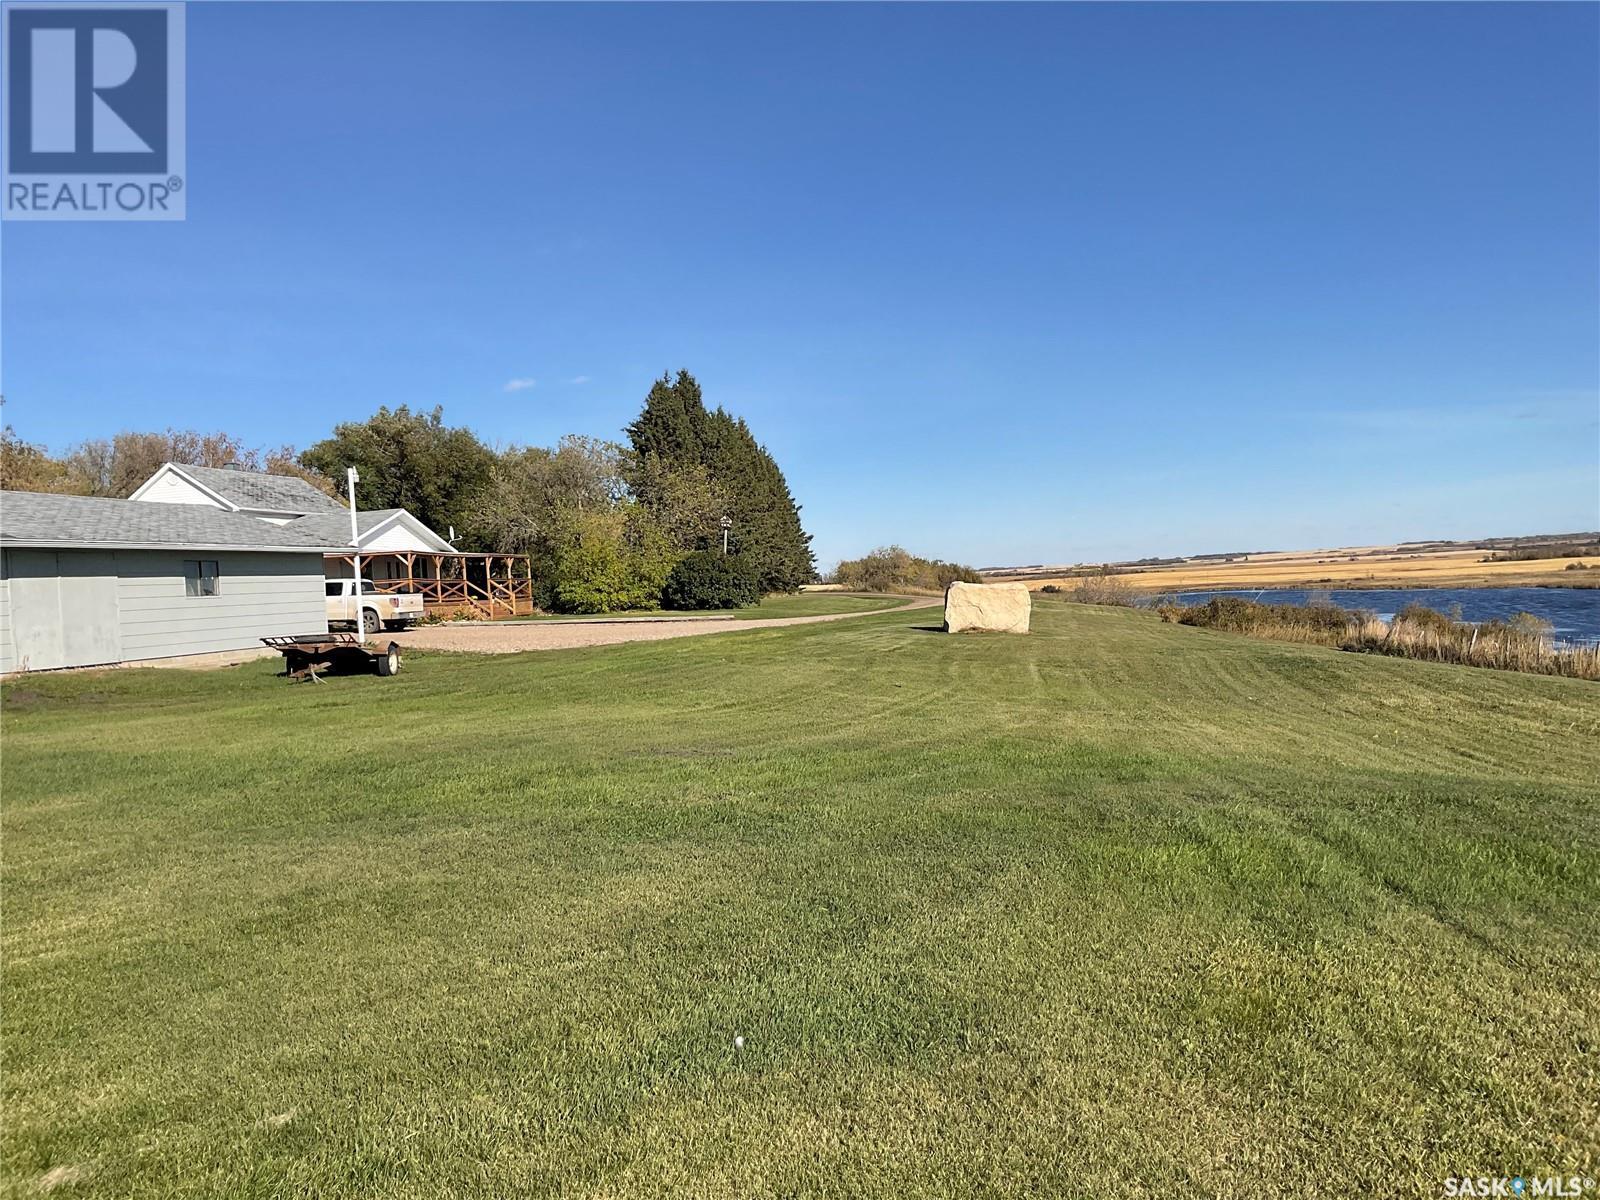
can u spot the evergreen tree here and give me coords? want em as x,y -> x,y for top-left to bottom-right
701,411 -> 814,592
624,371 -> 708,496
624,371 -> 815,592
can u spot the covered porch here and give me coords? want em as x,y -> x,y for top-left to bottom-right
326,551 -> 535,619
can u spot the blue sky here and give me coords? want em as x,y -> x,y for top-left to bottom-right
3,2 -> 1596,569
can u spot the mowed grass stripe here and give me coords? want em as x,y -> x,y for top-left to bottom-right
2,601 -> 1597,1197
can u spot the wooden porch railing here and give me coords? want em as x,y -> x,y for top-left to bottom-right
330,552 -> 535,619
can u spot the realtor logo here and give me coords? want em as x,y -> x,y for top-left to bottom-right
3,2 -> 185,219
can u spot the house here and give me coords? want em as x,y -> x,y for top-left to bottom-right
131,461 -> 457,567
130,463 -> 534,618
130,461 -> 348,525
0,490 -> 344,673
283,508 -> 457,569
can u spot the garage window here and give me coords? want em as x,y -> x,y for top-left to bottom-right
184,560 -> 220,597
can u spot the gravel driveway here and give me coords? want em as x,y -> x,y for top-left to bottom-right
389,595 -> 940,655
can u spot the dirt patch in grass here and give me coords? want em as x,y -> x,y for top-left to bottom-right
39,1164 -> 85,1191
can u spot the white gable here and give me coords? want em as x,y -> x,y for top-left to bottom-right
129,465 -> 229,509
365,521 -> 440,553
362,512 -> 455,554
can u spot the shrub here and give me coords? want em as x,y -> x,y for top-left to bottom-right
1071,567 -> 1136,607
831,546 -> 980,593
549,538 -> 636,614
1171,596 -> 1353,640
662,551 -> 760,610
540,506 -> 679,614
1394,602 -> 1456,636
1508,611 -> 1554,638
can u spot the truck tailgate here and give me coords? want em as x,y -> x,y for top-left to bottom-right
365,593 -> 424,617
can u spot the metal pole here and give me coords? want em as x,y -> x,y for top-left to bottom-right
347,467 -> 363,638
723,527 -> 729,555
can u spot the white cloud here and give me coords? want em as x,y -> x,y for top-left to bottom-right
503,378 -> 537,393
569,375 -> 590,385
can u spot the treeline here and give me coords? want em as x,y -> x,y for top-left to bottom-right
0,428 -> 331,500
1,370 -> 816,614
830,546 -> 980,593
1484,541 -> 1600,562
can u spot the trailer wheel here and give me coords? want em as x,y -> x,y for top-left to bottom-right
376,642 -> 401,677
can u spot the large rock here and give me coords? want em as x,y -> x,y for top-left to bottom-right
943,581 -> 1031,634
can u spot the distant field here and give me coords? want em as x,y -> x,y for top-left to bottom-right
998,549 -> 1595,592
3,602 -> 1598,1197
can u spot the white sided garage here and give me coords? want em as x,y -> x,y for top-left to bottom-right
0,491 -> 347,673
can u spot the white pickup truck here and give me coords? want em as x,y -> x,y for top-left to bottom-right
325,580 -> 424,635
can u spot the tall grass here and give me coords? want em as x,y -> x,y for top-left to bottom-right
1158,596 -> 1600,681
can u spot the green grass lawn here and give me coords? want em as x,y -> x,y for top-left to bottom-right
3,600 -> 1598,1197
508,591 -> 912,622
728,591 -> 915,620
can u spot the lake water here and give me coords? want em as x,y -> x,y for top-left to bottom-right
1147,587 -> 1600,645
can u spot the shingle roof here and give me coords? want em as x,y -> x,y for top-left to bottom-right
284,509 -> 403,541
177,464 -> 346,515
284,508 -> 455,552
0,491 -> 352,553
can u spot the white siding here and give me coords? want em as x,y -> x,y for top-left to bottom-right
58,551 -> 123,666
0,555 -> 14,675
136,471 -> 223,508
5,550 -> 74,670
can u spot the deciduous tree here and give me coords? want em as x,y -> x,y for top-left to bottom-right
61,429 -> 257,497
0,427 -> 83,494
300,406 -> 494,541
469,436 -> 629,556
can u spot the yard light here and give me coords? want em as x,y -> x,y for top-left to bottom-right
720,514 -> 732,555
347,467 -> 364,637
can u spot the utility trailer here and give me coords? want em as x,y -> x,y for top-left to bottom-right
261,633 -> 402,682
